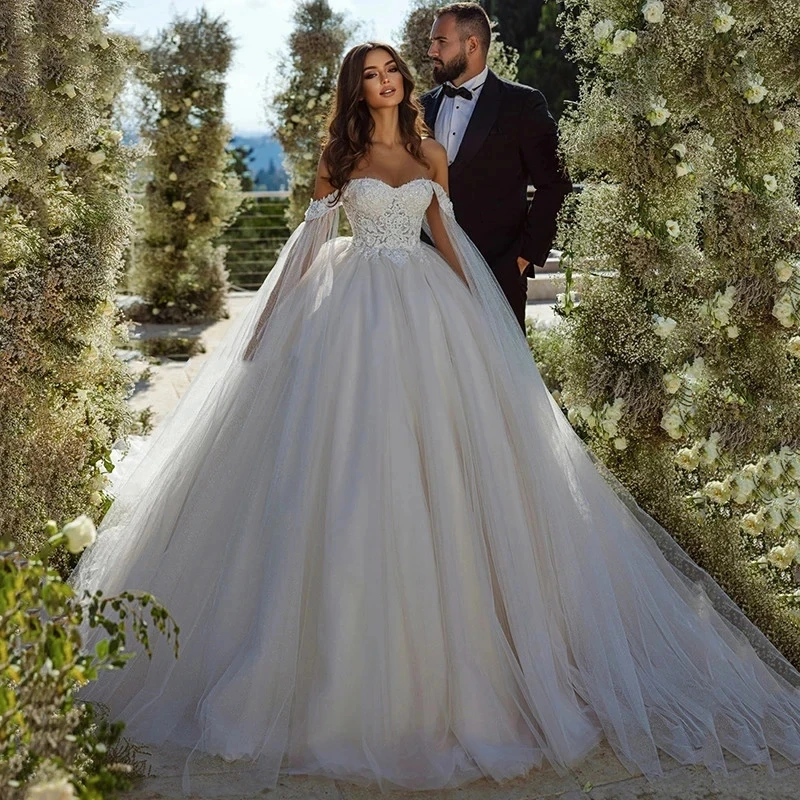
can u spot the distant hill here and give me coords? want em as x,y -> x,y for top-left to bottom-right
231,134 -> 287,190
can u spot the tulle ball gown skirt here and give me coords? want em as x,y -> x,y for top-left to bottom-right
72,178 -> 800,792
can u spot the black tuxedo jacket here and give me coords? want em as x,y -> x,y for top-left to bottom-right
421,70 -> 571,280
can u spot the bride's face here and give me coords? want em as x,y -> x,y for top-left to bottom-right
361,48 -> 405,110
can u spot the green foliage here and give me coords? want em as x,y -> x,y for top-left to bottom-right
130,10 -> 244,323
137,335 -> 205,359
1,517 -> 178,798
0,0 -> 137,557
397,0 -> 519,96
516,1 -> 579,119
270,0 -> 353,229
553,0 -> 800,663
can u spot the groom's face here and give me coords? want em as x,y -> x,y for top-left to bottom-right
428,14 -> 468,85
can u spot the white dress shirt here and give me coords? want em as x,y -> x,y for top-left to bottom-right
434,65 -> 490,166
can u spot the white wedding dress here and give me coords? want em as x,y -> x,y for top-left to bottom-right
73,177 -> 800,793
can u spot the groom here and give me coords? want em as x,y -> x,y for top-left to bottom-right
421,2 -> 571,329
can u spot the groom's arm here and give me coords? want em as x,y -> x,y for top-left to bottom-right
517,89 -> 572,272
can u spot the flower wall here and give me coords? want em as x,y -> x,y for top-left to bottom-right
0,0 -> 137,554
130,10 -> 243,323
271,0 -> 352,229
549,0 -> 800,661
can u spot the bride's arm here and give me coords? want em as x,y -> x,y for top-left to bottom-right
423,140 -> 468,286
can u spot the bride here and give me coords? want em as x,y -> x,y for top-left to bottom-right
73,42 -> 800,792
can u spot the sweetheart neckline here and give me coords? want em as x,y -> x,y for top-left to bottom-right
348,176 -> 432,191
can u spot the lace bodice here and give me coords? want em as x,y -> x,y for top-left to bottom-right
305,178 -> 454,262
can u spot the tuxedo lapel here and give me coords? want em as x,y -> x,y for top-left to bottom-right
423,86 -> 444,134
449,70 -> 502,178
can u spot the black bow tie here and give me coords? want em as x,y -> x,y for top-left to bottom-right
442,84 -> 473,100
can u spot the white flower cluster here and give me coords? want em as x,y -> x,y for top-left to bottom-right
661,356 -> 706,439
642,1 -> 665,24
646,96 -> 671,127
772,263 -> 800,328
698,284 -> 738,337
712,3 -> 736,34
567,397 -> 627,450
676,431 -> 722,473
286,88 -> 332,132
593,19 -> 637,55
743,73 -> 768,105
669,142 -> 693,178
652,313 -> 677,338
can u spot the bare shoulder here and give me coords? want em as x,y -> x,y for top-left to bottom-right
421,137 -> 447,169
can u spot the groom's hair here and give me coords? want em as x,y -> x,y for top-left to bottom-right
435,3 -> 491,54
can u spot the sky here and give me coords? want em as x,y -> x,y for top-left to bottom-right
108,0 -> 410,134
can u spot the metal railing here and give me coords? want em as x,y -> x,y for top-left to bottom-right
126,184 -> 573,293
126,192 -> 291,293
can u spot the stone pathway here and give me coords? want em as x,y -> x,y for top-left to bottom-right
124,741 -> 800,799
118,292 -> 799,800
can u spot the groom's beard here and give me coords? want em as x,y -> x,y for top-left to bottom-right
432,49 -> 469,85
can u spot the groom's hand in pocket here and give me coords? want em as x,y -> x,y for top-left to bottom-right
517,255 -> 531,276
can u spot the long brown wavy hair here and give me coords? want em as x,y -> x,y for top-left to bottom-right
321,43 -> 428,197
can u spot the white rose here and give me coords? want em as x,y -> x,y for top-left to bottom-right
711,306 -> 730,325
774,119 -> 785,132
670,143 -> 687,159
726,325 -> 740,339
786,506 -> 800,531
731,474 -> 755,504
772,294 -> 795,327
763,174 -> 778,194
567,407 -> 580,425
614,437 -> 628,450
62,515 -> 97,554
57,83 -> 77,98
307,98 -> 316,110
320,92 -> 331,103
159,118 -> 170,127
89,491 -> 103,506
169,172 -> 178,181
25,777 -> 75,800
775,259 -> 793,282
652,314 -> 677,338
601,418 -> 619,437
610,29 -> 637,54
663,373 -> 681,394
740,512 -> 764,536
183,97 -> 192,107
703,479 -> 731,505
179,154 -> 188,162
577,404 -> 593,421
24,131 -> 44,148
86,150 -> 106,165
788,337 -> 800,357
785,454 -> 800,482
699,433 -> 721,466
171,200 -> 186,211
713,3 -> 736,33
291,114 -> 302,123
642,0 -> 665,24
767,540 -> 799,569
665,220 -> 680,238
647,98 -> 671,127
675,447 -> 700,471
593,19 -> 615,41
89,473 -> 107,491
758,454 -> 784,483
744,75 -> 768,105
675,162 -> 692,178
